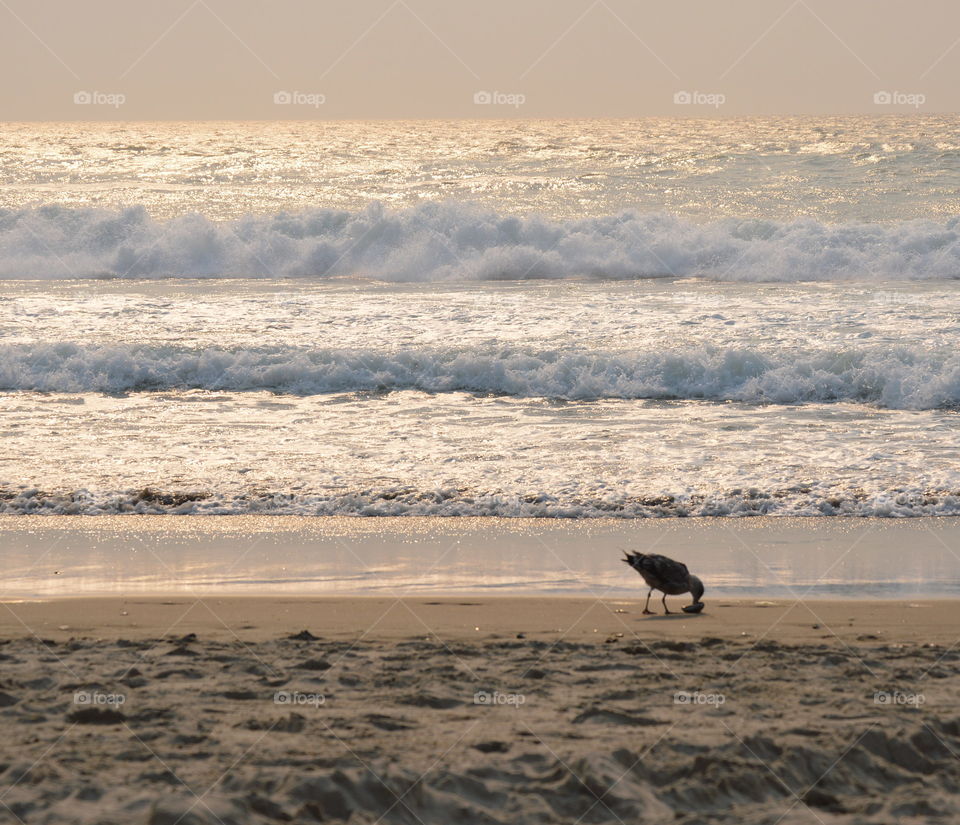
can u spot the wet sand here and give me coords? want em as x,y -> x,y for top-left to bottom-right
0,596 -> 957,824
3,595 -> 960,644
2,515 -> 960,599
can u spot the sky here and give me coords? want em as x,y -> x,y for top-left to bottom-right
2,0 -> 959,119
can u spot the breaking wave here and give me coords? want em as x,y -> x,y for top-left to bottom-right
3,342 -> 959,409
2,203 -> 960,281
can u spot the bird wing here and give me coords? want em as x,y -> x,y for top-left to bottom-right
624,552 -> 689,589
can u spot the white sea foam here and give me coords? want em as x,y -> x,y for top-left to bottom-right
2,204 -> 960,281
1,485 -> 958,518
2,342 -> 959,409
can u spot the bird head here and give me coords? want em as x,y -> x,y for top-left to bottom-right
688,574 -> 705,604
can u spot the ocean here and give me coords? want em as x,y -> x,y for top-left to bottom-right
2,117 -> 959,518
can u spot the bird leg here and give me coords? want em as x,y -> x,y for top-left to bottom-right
643,588 -> 654,615
662,592 -> 672,615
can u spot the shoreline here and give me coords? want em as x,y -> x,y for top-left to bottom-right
2,514 -> 959,600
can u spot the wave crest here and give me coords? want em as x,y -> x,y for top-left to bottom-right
2,203 -> 960,281
2,343 -> 959,409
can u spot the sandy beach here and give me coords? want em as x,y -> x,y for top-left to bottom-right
1,596 -> 956,824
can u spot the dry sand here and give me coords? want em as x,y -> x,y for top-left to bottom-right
0,596 -> 957,824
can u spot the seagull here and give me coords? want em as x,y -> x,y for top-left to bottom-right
622,552 -> 705,615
